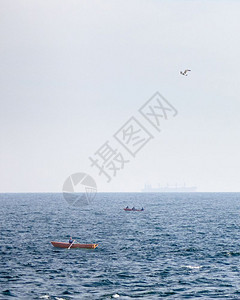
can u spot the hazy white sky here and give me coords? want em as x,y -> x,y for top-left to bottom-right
0,0 -> 240,192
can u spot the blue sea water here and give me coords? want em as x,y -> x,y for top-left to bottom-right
1,193 -> 240,299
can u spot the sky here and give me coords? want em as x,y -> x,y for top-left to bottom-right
0,0 -> 240,192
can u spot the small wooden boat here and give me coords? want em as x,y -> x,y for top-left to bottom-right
124,208 -> 144,211
51,241 -> 98,249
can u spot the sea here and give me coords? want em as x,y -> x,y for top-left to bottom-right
1,192 -> 240,299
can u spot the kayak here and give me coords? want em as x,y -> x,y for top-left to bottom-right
51,241 -> 98,249
124,208 -> 144,211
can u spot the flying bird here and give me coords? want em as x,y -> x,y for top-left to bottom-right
180,69 -> 191,76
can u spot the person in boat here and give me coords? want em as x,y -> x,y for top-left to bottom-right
132,207 -> 135,211
69,237 -> 74,244
141,207 -> 144,211
126,206 -> 129,209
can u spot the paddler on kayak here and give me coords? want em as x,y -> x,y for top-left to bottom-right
69,237 -> 75,244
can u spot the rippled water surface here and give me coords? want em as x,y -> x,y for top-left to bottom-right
1,193 -> 240,299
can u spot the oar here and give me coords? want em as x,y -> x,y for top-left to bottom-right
68,240 -> 75,250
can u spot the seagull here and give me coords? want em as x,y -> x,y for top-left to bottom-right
180,69 -> 191,76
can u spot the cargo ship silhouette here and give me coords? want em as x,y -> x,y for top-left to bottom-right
142,184 -> 197,192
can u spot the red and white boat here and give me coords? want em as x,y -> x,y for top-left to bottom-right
123,208 -> 144,211
51,241 -> 98,249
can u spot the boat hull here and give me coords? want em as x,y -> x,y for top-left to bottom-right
124,208 -> 143,211
51,241 -> 98,249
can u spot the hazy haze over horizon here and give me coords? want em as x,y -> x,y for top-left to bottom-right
1,0 -> 240,192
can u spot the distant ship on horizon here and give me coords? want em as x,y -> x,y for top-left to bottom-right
142,183 -> 197,192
